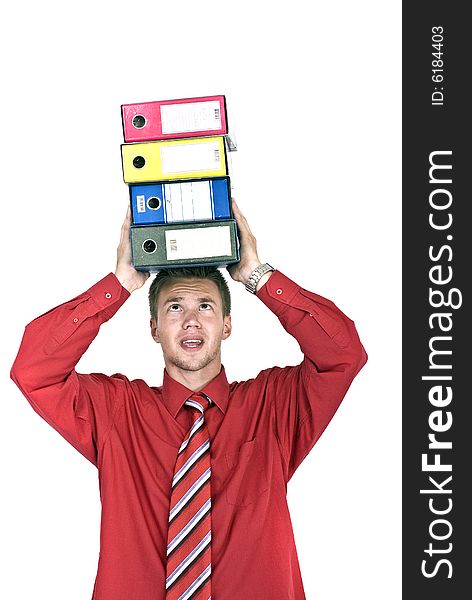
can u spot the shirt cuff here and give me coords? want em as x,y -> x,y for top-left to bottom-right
87,273 -> 131,319
256,270 -> 301,316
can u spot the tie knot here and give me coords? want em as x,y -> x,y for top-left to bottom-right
184,392 -> 212,414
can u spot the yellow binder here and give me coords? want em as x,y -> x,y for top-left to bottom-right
121,136 -> 228,183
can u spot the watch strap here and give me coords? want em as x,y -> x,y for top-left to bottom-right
245,263 -> 275,294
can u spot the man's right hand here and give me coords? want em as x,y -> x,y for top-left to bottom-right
115,206 -> 150,293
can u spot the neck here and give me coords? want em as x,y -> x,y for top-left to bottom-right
164,360 -> 222,392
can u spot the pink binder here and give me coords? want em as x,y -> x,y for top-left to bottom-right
122,95 -> 229,143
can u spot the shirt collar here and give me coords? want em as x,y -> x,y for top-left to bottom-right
162,366 -> 229,419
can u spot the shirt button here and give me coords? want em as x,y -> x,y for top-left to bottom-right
73,317 -> 79,323
105,292 -> 112,299
276,288 -> 283,295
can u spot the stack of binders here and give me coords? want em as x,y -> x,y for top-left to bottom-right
120,95 -> 240,270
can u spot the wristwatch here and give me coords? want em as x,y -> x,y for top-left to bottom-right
245,263 -> 275,294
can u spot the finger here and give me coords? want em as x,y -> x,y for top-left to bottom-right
232,198 -> 245,217
235,210 -> 254,241
121,206 -> 131,234
231,198 -> 249,228
232,198 -> 243,215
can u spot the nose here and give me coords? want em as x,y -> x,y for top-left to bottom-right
182,309 -> 201,329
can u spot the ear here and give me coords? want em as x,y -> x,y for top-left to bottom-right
150,318 -> 160,343
222,315 -> 232,340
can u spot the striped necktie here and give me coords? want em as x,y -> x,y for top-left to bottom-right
165,392 -> 212,600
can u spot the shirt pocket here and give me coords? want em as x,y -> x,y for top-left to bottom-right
224,438 -> 269,507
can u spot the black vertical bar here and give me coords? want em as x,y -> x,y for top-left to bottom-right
403,3 -> 471,598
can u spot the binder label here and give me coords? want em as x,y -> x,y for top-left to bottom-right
136,195 -> 146,213
160,141 -> 222,175
164,181 -> 214,222
160,100 -> 222,134
165,226 -> 231,260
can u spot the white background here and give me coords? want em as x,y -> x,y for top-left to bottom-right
1,1 -> 401,598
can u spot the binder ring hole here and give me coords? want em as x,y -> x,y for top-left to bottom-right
133,156 -> 146,169
142,239 -> 157,254
132,114 -> 146,129
147,196 -> 161,211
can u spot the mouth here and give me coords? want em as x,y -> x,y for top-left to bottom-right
179,337 -> 205,352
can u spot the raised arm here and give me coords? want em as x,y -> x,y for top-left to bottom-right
10,210 -> 138,465
228,199 -> 367,481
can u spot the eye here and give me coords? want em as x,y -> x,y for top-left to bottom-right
168,304 -> 182,312
199,303 -> 213,311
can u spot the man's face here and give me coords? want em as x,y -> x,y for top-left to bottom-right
150,278 -> 232,377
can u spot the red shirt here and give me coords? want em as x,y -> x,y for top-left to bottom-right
11,270 -> 367,600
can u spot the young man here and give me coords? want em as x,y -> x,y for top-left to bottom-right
11,200 -> 367,600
